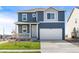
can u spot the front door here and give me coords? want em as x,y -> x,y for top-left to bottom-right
31,25 -> 37,38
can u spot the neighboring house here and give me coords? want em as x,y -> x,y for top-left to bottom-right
67,7 -> 79,39
15,7 -> 65,41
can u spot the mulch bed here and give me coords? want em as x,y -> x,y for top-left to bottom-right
65,39 -> 79,43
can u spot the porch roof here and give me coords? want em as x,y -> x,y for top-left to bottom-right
15,22 -> 39,25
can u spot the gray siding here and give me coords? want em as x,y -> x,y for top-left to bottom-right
37,11 -> 44,21
18,13 -> 22,22
18,11 -> 44,22
58,11 -> 65,21
27,13 -> 36,22
62,27 -> 65,40
18,12 -> 36,22
38,23 -> 65,40
18,11 -> 65,22
39,23 -> 64,28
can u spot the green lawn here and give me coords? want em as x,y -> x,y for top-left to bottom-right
0,41 -> 40,50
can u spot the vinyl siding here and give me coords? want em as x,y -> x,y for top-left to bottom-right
18,12 -> 36,22
18,13 -> 22,22
37,11 -> 44,21
39,23 -> 64,28
58,11 -> 65,21
27,13 -> 36,22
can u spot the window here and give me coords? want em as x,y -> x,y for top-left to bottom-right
22,25 -> 27,33
32,13 -> 36,17
47,13 -> 54,19
22,14 -> 27,21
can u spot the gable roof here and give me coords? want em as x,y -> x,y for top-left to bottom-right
67,7 -> 79,22
17,7 -> 65,13
67,8 -> 74,22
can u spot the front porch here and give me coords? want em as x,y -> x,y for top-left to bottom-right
15,22 -> 39,41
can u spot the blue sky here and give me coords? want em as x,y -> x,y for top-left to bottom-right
0,6 -> 76,35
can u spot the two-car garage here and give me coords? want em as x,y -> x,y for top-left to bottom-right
40,28 -> 63,40
39,23 -> 64,41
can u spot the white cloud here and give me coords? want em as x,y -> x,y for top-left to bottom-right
0,17 -> 15,25
0,13 -> 16,35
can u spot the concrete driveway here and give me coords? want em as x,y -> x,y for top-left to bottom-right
41,40 -> 79,53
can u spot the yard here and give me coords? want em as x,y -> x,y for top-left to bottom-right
0,41 -> 40,50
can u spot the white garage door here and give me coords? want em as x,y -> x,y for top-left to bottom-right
40,28 -> 62,40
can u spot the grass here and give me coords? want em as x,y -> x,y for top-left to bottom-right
0,41 -> 40,50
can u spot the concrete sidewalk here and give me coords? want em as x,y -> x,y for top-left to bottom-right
0,50 -> 40,53
0,40 -> 8,44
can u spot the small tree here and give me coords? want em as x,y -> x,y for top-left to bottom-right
11,30 -> 17,45
73,27 -> 77,38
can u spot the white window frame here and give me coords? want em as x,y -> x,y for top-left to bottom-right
22,25 -> 27,33
22,14 -> 27,21
47,13 -> 55,19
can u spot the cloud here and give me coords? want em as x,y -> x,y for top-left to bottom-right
0,17 -> 15,25
0,12 -> 16,25
0,12 -> 16,35
0,17 -> 16,35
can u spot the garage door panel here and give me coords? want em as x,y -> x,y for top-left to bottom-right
40,29 -> 62,40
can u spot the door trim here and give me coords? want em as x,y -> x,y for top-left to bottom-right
31,25 -> 37,38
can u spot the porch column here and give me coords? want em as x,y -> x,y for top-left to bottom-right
29,24 -> 31,38
37,24 -> 38,38
15,24 -> 18,37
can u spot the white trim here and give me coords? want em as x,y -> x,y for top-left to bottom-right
15,21 -> 64,25
39,21 -> 65,23
47,13 -> 55,19
37,24 -> 38,38
15,22 -> 39,25
22,13 -> 27,21
44,10 -> 58,22
29,24 -> 31,38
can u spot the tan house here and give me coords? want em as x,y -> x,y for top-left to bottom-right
67,7 -> 79,39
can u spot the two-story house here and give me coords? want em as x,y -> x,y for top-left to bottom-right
15,7 -> 65,41
67,7 -> 79,39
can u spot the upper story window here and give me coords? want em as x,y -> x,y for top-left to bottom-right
22,14 -> 27,21
32,13 -> 36,18
47,13 -> 54,19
